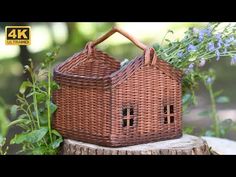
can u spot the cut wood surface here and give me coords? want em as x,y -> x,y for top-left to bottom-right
202,136 -> 236,155
61,134 -> 211,155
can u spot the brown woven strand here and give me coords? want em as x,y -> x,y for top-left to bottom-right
53,27 -> 183,147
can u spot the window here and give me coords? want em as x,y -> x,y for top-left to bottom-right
164,117 -> 168,124
122,108 -> 127,116
170,105 -> 174,113
163,105 -> 174,124
170,116 -> 174,123
130,108 -> 134,115
122,119 -> 127,127
122,107 -> 134,127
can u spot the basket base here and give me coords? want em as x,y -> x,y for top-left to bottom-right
60,134 -> 211,155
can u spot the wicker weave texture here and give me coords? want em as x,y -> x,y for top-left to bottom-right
53,27 -> 183,147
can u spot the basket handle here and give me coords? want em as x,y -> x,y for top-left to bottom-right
85,26 -> 157,65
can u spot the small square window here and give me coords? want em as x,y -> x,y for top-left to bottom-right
170,105 -> 174,113
164,117 -> 168,124
170,116 -> 174,123
130,108 -> 134,115
122,119 -> 127,127
164,106 -> 167,114
122,108 -> 127,116
130,119 -> 134,126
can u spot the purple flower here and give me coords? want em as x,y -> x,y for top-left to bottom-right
184,63 -> 194,74
177,51 -> 183,58
206,77 -> 214,85
231,55 -> 236,65
217,41 -> 222,48
215,33 -> 221,40
228,36 -> 235,42
187,44 -> 197,52
188,63 -> 194,69
198,29 -> 212,42
199,58 -> 206,67
199,30 -> 205,42
208,42 -> 215,52
225,42 -> 231,47
206,29 -> 211,37
215,49 -> 220,61
184,69 -> 191,74
224,36 -> 235,47
215,33 -> 223,48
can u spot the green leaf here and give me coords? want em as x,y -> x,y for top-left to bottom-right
198,110 -> 211,116
165,39 -> 171,43
153,43 -> 161,51
19,81 -> 32,94
10,105 -> 19,118
38,109 -> 48,126
220,128 -> 226,137
17,114 -> 28,119
0,135 -> 6,146
205,130 -> 215,137
52,129 -> 62,138
46,52 -> 53,58
11,127 -> 48,144
31,146 -> 48,155
167,29 -> 174,34
10,133 -> 28,144
36,92 -> 47,103
50,102 -> 57,114
214,89 -> 224,97
8,116 -> 31,127
17,114 -> 28,120
216,96 -> 230,104
183,127 -> 194,134
182,94 -> 191,104
50,138 -> 63,149
0,107 -> 9,137
0,97 -> 6,107
51,81 -> 60,90
26,92 -> 34,98
188,56 -> 197,61
220,119 -> 233,129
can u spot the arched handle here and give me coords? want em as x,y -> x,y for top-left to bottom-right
85,26 -> 157,65
87,26 -> 148,51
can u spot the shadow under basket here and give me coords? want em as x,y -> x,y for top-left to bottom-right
52,27 -> 183,147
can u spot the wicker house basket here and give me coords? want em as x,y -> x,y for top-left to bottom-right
53,27 -> 183,147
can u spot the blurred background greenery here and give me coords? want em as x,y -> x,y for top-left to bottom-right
0,22 -> 235,153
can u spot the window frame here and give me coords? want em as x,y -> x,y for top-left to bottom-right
122,106 -> 135,128
163,105 -> 175,124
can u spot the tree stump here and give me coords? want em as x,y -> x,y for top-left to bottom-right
61,134 -> 211,155
202,136 -> 236,155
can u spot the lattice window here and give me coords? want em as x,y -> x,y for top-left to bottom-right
122,107 -> 134,127
163,105 -> 174,124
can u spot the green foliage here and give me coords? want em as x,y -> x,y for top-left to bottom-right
10,47 -> 63,155
11,127 -> 48,144
154,22 -> 236,138
200,69 -> 233,137
0,98 -> 9,155
183,126 -> 194,134
216,96 -> 230,104
19,81 -> 32,94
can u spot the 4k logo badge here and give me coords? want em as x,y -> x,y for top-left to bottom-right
5,26 -> 31,45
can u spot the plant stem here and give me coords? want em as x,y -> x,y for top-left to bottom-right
208,84 -> 220,137
26,103 -> 37,129
32,75 -> 40,129
47,63 -> 53,143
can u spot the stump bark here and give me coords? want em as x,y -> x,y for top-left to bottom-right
61,134 -> 211,155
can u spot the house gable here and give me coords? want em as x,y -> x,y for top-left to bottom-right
110,54 -> 182,88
